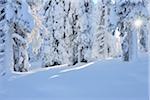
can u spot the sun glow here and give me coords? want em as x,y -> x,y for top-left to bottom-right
134,18 -> 143,28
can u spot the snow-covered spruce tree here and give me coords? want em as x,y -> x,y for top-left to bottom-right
70,2 -> 82,65
53,0 -> 71,66
92,0 -> 105,60
42,0 -> 66,67
147,0 -> 150,52
78,0 -> 94,63
105,2 -> 123,58
56,0 -> 81,66
10,0 -> 34,72
115,1 -> 135,61
134,1 -> 150,53
92,0 -> 114,60
41,0 -> 53,67
0,0 -> 8,75
59,0 -> 74,65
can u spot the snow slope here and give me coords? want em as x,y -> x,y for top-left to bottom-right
0,54 -> 149,100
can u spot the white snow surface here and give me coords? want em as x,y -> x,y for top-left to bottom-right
0,54 -> 149,100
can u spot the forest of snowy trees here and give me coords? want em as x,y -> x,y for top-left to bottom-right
0,0 -> 149,74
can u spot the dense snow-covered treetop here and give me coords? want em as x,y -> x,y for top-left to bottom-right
6,0 -> 35,32
0,0 -> 149,73
116,0 -> 146,3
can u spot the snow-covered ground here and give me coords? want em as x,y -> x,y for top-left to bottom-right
0,54 -> 149,100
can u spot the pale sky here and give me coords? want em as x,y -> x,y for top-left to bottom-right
93,0 -> 97,4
